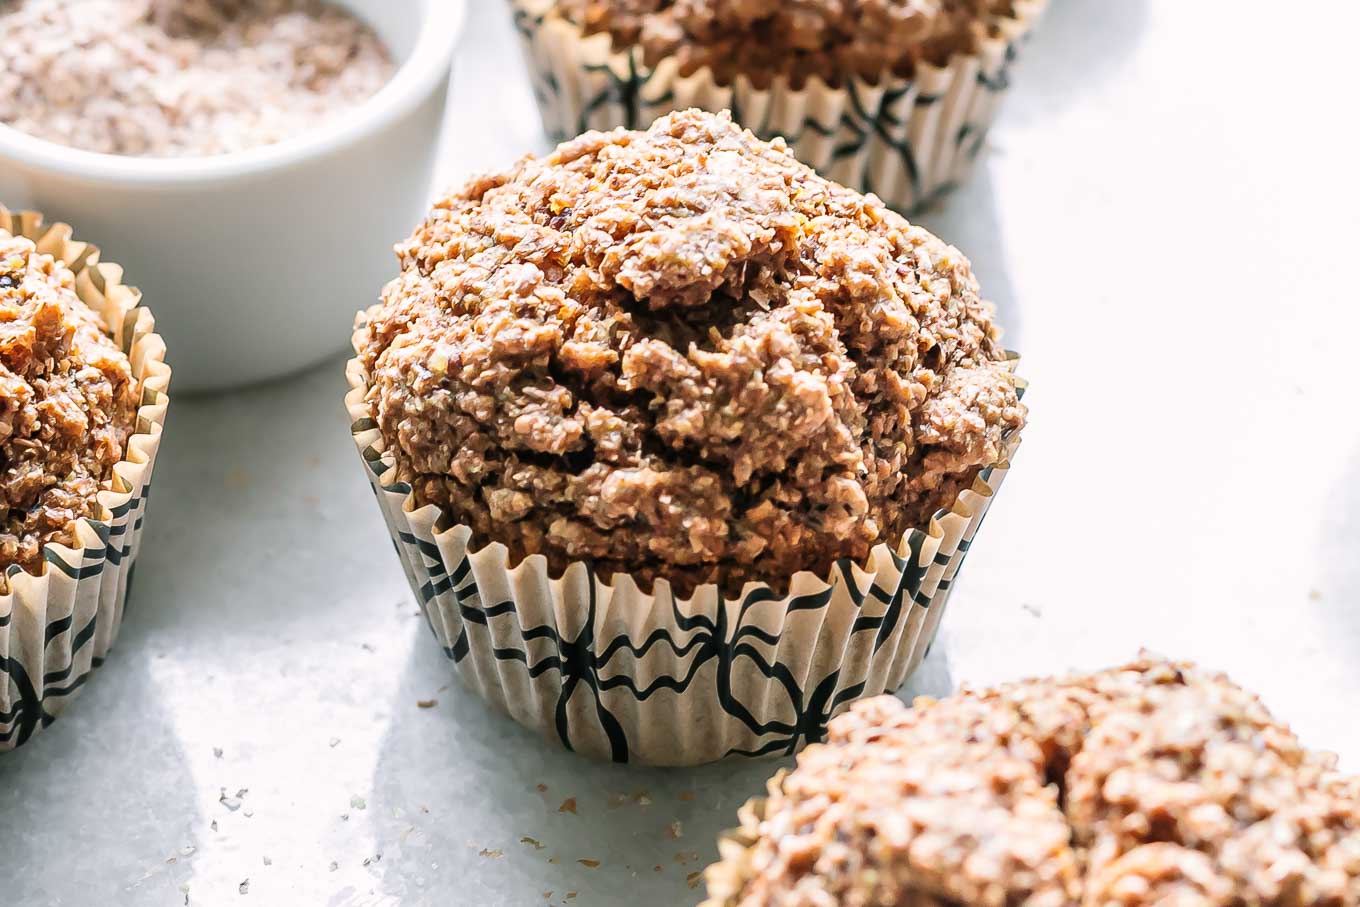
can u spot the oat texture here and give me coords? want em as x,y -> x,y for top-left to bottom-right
355,109 -> 1024,597
0,235 -> 139,574
719,656 -> 1360,906
0,0 -> 393,157
550,0 -> 1019,87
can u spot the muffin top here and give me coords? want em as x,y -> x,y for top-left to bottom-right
715,656 -> 1360,906
0,234 -> 140,575
550,0 -> 1017,87
355,109 -> 1023,597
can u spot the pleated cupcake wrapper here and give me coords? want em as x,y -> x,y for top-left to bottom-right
348,354 -> 1022,765
0,207 -> 171,753
510,0 -> 1045,213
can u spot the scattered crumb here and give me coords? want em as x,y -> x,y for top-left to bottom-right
479,849 -> 504,859
417,699 -> 438,709
666,821 -> 683,839
262,857 -> 272,867
520,836 -> 545,850
341,814 -> 350,822
350,796 -> 367,810
238,879 -> 249,895
636,793 -> 652,807
420,804 -> 430,814
558,798 -> 577,814
166,856 -> 178,865
329,738 -> 341,748
654,865 -> 663,872
674,851 -> 699,864
219,788 -> 244,812
677,791 -> 695,802
361,643 -> 376,653
329,862 -> 338,872
578,859 -> 600,869
687,871 -> 703,889
548,857 -> 560,865
243,809 -> 254,819
542,893 -> 552,901
1310,589 -> 1323,601
210,821 -> 218,833
213,747 -> 224,759
566,893 -> 578,901
536,783 -> 548,793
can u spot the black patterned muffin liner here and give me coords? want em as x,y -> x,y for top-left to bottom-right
347,356 -> 1022,765
510,0 -> 1045,213
0,207 -> 171,753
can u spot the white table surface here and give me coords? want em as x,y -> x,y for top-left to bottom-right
3,1 -> 1359,904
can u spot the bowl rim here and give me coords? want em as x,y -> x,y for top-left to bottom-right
0,0 -> 467,186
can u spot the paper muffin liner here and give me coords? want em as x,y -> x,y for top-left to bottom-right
510,0 -> 1045,213
0,207 -> 171,753
347,356 -> 1021,765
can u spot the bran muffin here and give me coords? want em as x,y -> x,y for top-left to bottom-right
1,208 -> 170,754
354,108 -> 1024,599
552,0 -> 1022,89
510,0 -> 1045,211
703,656 -> 1360,906
0,234 -> 140,576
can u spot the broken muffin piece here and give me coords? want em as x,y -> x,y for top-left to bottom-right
0,235 -> 140,573
705,656 -> 1360,906
355,109 -> 1024,597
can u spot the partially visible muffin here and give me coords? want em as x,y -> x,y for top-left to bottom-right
552,0 -> 1019,88
708,656 -> 1360,906
0,235 -> 140,574
356,109 -> 1023,597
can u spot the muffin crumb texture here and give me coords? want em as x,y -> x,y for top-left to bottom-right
552,0 -> 1019,86
0,235 -> 139,575
720,656 -> 1360,906
356,109 -> 1024,597
0,0 -> 393,157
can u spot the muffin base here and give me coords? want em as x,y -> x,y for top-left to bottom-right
511,0 -> 1046,213
0,208 -> 171,753
347,356 -> 1021,766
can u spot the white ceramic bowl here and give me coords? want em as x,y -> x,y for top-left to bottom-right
0,0 -> 465,392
